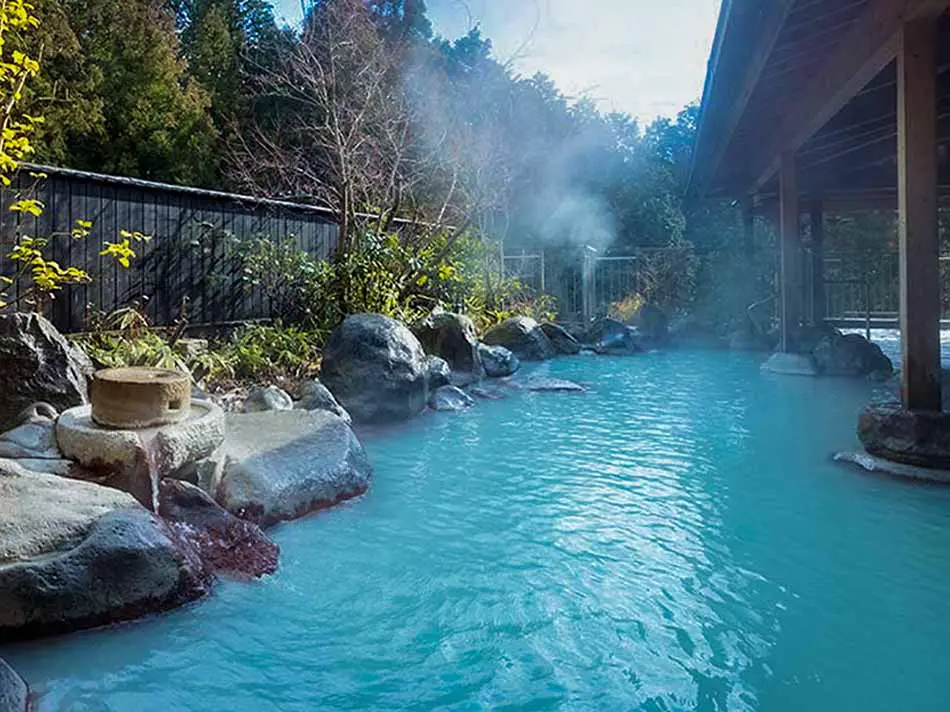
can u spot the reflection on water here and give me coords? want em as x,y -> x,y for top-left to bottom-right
6,351 -> 950,711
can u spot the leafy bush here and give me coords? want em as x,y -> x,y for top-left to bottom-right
217,323 -> 321,383
609,294 -> 644,323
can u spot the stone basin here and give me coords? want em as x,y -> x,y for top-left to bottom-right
91,367 -> 191,429
56,400 -> 225,509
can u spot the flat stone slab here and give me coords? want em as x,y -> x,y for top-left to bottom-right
214,410 -> 372,527
761,352 -> 820,377
834,451 -> 950,484
57,401 -> 225,509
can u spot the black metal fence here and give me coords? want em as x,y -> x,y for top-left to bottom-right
0,165 -> 340,332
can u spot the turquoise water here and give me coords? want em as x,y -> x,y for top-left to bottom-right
7,350 -> 950,711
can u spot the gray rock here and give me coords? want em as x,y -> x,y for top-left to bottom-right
159,479 -> 279,579
668,317 -> 725,349
813,332 -> 893,377
0,461 -> 209,639
214,410 -> 372,526
761,352 -> 820,376
858,404 -> 950,470
586,318 -> 644,355
296,379 -> 351,423
425,356 -> 452,390
413,311 -> 484,376
0,313 -> 93,433
469,384 -> 509,400
0,658 -> 28,712
0,403 -> 60,459
540,323 -> 582,355
429,385 -> 476,411
523,376 -> 587,393
242,385 -> 293,413
320,314 -> 429,424
729,325 -> 772,352
633,303 -> 670,345
478,343 -> 520,378
56,401 -> 226,510
483,317 -> 556,361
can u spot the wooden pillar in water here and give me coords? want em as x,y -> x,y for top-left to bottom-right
809,199 -> 825,325
898,18 -> 941,412
779,153 -> 802,352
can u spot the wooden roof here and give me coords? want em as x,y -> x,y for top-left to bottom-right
691,0 -> 950,209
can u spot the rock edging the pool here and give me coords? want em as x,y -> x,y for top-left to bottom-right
0,310 -> 598,642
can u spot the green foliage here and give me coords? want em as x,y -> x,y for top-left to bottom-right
217,323 -> 321,383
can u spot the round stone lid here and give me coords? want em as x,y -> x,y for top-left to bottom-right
95,367 -> 187,385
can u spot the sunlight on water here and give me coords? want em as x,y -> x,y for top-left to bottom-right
6,350 -> 950,711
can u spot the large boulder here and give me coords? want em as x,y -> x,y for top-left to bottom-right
214,410 -> 372,527
586,317 -> 643,355
158,479 -> 278,579
859,404 -> 950,469
478,343 -> 520,378
668,316 -> 725,349
813,332 -> 893,377
0,313 -> 93,433
483,317 -> 556,361
540,323 -> 582,355
296,379 -> 351,424
320,314 -> 429,424
0,461 -> 210,639
632,303 -> 669,345
0,658 -> 28,712
413,312 -> 484,376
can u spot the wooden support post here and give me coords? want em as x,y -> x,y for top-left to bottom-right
779,153 -> 802,352
742,196 -> 755,260
898,19 -> 942,412
809,199 -> 825,325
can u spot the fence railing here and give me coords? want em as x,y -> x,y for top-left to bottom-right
0,165 -> 341,333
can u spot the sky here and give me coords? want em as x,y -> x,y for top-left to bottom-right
275,0 -> 722,123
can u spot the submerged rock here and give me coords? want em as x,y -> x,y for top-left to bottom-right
159,479 -> 278,579
413,311 -> 484,376
478,343 -> 520,378
243,386 -> 294,413
835,450 -> 950,483
425,355 -> 452,390
522,376 -> 587,393
540,322 -> 582,355
0,657 -> 28,712
483,317 -> 556,361
321,314 -> 429,424
0,461 -> 210,639
429,385 -> 476,411
0,313 -> 93,433
296,379 -> 351,424
760,352 -> 820,376
813,332 -> 893,378
214,410 -> 372,527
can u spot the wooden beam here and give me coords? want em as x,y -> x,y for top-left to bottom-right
690,0 -> 797,194
779,153 -> 802,352
751,0 -> 950,193
898,18 -> 942,411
